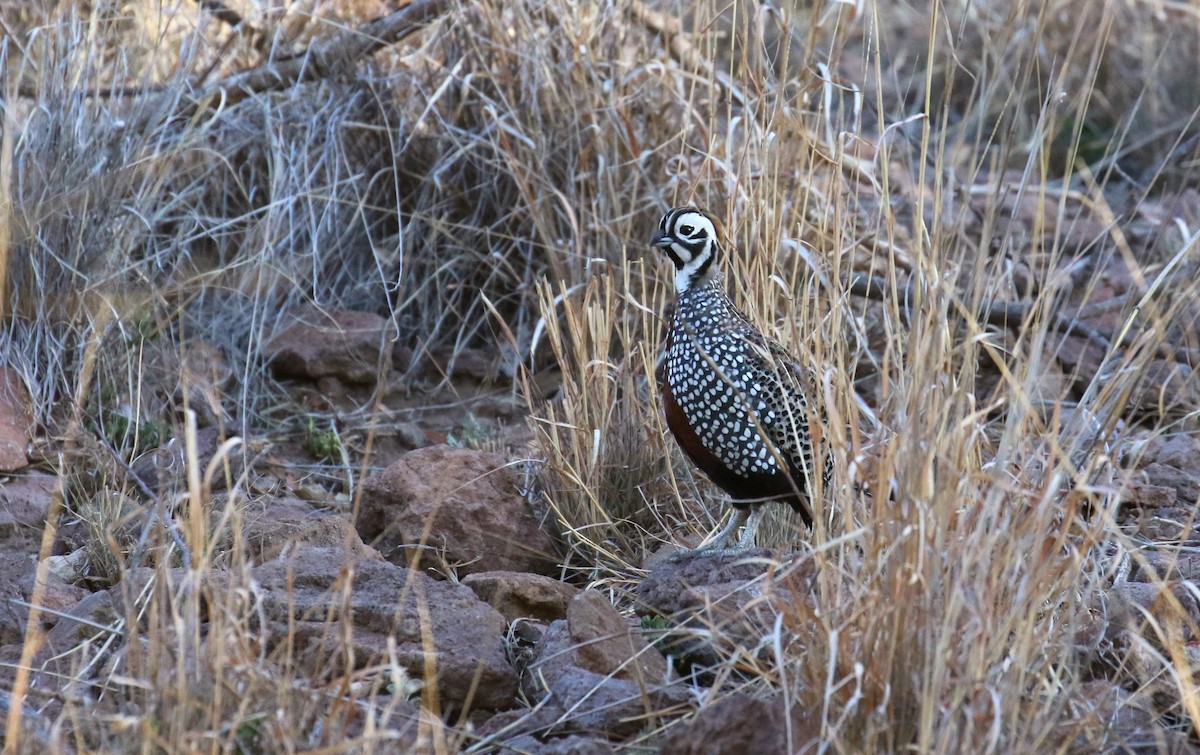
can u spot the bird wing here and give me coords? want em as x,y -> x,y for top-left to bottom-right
720,313 -> 824,486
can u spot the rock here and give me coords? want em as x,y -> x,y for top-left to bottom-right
462,571 -> 578,623
1128,552 -> 1200,582
358,445 -> 557,577
1118,480 -> 1177,509
1149,434 -> 1200,469
440,347 -> 496,383
635,549 -> 776,617
1141,464 -> 1200,505
0,551 -> 89,646
1108,582 -> 1200,634
660,694 -> 819,754
0,472 -> 55,539
1127,360 -> 1200,421
45,590 -> 118,652
395,421 -> 427,450
1069,680 -> 1192,753
242,496 -> 381,563
498,734 -> 614,754
373,699 -> 441,753
22,568 -> 88,619
42,549 -> 88,584
0,553 -> 37,645
263,308 -> 392,384
1120,506 -> 1200,544
252,547 -> 518,711
1121,634 -> 1200,720
131,427 -> 234,496
520,590 -> 682,739
527,652 -> 683,739
1056,335 -> 1108,390
636,552 -> 818,671
0,367 -> 32,472
564,590 -> 667,682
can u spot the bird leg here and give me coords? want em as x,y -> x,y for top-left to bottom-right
734,504 -> 763,550
676,506 -> 760,557
704,507 -> 749,550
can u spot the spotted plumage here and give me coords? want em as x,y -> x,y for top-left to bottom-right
652,207 -> 828,552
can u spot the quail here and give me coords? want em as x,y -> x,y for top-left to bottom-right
651,207 -> 828,552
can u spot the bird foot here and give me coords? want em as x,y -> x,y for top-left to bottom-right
670,507 -> 760,559
669,540 -> 758,560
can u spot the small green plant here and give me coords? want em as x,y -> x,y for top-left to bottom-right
640,614 -> 672,655
447,412 -> 493,449
303,416 -> 344,461
87,397 -> 169,455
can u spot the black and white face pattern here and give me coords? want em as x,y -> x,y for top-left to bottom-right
651,207 -> 720,293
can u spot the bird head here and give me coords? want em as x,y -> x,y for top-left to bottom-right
651,207 -> 725,293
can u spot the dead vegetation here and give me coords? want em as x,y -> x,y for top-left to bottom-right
1,0 -> 1199,751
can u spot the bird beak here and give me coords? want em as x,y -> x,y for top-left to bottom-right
650,230 -> 674,248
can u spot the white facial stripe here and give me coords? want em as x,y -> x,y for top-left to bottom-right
675,251 -> 710,292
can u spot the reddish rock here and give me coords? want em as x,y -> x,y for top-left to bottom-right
130,427 -> 233,496
522,629 -> 684,739
1141,464 -> 1200,505
1128,360 -> 1200,421
23,565 -> 88,619
635,548 -> 776,617
463,571 -> 578,623
520,590 -> 683,739
1149,434 -> 1200,469
0,552 -> 36,645
242,496 -> 381,563
431,346 -> 497,383
358,445 -> 557,576
1118,480 -> 1177,509
1122,505 -> 1200,544
565,590 -> 667,682
499,734 -> 614,754
636,552 -> 818,671
253,547 -> 518,711
1069,680 -> 1192,753
0,641 -> 61,749
45,589 -> 119,652
0,471 -> 55,539
0,549 -> 90,647
1129,552 -> 1200,582
1110,582 -> 1200,632
660,694 -> 819,754
264,308 -> 392,384
0,367 -> 31,472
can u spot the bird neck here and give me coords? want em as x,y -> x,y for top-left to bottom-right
676,271 -> 724,301
674,242 -> 722,293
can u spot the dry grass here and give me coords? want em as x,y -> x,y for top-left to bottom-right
2,0 -> 1200,750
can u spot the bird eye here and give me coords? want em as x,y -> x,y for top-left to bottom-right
680,224 -> 695,235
